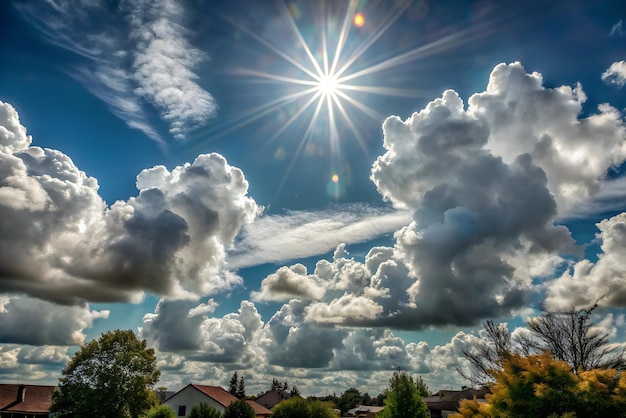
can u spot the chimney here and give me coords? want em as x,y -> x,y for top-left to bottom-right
18,385 -> 26,402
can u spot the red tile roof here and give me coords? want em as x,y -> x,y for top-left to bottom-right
246,399 -> 272,416
0,384 -> 54,414
191,384 -> 239,407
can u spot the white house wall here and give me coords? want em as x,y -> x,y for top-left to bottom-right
164,386 -> 226,418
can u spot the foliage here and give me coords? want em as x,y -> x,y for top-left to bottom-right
270,378 -> 282,392
188,402 -> 223,418
290,385 -> 301,397
50,329 -> 160,418
452,353 -> 626,418
376,371 -> 429,418
271,397 -> 337,418
142,405 -> 176,418
223,399 -> 255,418
237,375 -> 246,399
461,303 -> 625,386
229,372 -> 239,396
337,388 -> 361,413
415,375 -> 431,398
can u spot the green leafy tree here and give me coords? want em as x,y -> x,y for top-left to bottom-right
50,329 -> 160,418
271,397 -> 337,418
223,399 -> 255,418
376,371 -> 429,418
270,378 -> 282,392
143,405 -> 176,418
237,375 -> 246,399
337,388 -> 361,413
229,372 -> 239,396
414,376 -> 430,398
188,402 -> 223,418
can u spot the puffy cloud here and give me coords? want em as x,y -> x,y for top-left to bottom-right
544,212 -> 626,310
602,60 -> 626,88
142,299 -> 263,364
17,0 -> 216,141
260,300 -> 348,368
227,205 -> 411,269
369,79 -> 575,327
471,62 -> 626,211
0,295 -> 108,346
0,100 -> 260,304
252,264 -> 326,302
305,294 -> 383,324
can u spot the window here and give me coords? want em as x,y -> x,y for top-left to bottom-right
178,405 -> 186,416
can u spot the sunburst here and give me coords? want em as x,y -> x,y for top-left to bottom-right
186,0 -> 506,198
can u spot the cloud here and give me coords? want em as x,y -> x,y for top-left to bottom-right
0,295 -> 108,346
252,264 -> 326,302
16,0 -> 216,141
602,61 -> 626,88
610,19 -> 623,37
0,100 -> 260,304
141,299 -> 263,364
227,205 -> 412,269
544,212 -> 626,310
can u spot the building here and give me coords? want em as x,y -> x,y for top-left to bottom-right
0,384 -> 54,418
165,384 -> 271,418
347,405 -> 385,417
254,389 -> 291,410
424,388 -> 489,418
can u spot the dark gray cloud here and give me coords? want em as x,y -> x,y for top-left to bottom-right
0,295 -> 108,346
0,100 -> 260,304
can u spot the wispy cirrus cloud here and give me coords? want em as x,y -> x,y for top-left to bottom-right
16,0 -> 216,142
226,204 -> 412,269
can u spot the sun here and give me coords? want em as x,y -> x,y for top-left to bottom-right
317,73 -> 340,98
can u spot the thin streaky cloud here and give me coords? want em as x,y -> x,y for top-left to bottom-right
16,0 -> 215,142
226,204 -> 412,269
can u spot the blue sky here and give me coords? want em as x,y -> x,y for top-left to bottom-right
1,0 -> 626,396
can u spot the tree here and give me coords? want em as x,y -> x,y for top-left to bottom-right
415,375 -> 431,398
270,378 -> 282,392
290,385 -> 301,397
524,304 -> 625,373
282,380 -> 290,392
188,402 -> 223,418
461,303 -> 625,386
50,329 -> 160,418
271,397 -> 336,418
237,375 -> 246,399
229,372 -> 239,396
452,353 -> 626,418
337,388 -> 361,414
376,371 -> 429,418
142,405 -> 176,418
223,399 -> 255,418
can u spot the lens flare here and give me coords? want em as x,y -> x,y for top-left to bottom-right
331,174 -> 339,183
353,13 -> 365,27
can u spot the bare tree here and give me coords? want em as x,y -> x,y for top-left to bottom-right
460,302 -> 625,386
459,320 -> 513,386
525,303 -> 625,373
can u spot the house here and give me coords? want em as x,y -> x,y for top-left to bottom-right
254,389 -> 291,410
424,387 -> 489,418
164,384 -> 271,418
0,384 -> 54,418
347,405 -> 384,417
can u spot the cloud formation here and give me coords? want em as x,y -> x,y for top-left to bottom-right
17,0 -> 216,141
602,61 -> 626,88
0,295 -> 108,346
544,212 -> 626,310
0,100 -> 259,304
227,205 -> 412,269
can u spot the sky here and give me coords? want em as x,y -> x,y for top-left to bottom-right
1,0 -> 626,397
